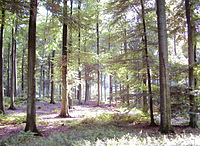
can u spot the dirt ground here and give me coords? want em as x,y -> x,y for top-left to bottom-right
0,101 -> 199,141
0,101 -> 117,140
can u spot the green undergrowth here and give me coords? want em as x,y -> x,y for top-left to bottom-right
0,114 -> 26,126
4,97 -> 27,108
69,112 -> 150,130
1,112 -> 200,145
36,96 -> 61,103
1,124 -> 200,146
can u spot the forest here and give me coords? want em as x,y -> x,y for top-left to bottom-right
0,0 -> 200,145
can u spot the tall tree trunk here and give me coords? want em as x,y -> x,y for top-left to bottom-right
109,75 -> 113,105
96,11 -> 100,106
123,28 -> 130,106
141,0 -> 156,126
173,33 -> 177,55
185,0 -> 197,128
9,28 -> 16,110
46,56 -> 51,98
68,0 -> 73,109
101,73 -> 103,101
43,70 -> 45,97
85,74 -> 90,103
21,46 -> 25,97
0,9 -> 5,114
39,65 -> 43,98
14,26 -> 17,97
25,0 -> 40,134
59,0 -> 70,117
50,50 -> 55,104
7,40 -> 10,97
104,74 -> 106,101
156,0 -> 173,133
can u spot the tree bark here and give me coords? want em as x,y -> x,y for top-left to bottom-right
21,46 -> 25,97
109,75 -> 113,105
104,74 -> 106,101
25,0 -> 40,134
7,40 -> 10,97
85,71 -> 90,103
50,50 -> 55,104
123,28 -> 130,106
39,65 -> 43,98
96,11 -> 100,106
9,28 -> 16,110
67,0 -> 73,109
59,0 -> 70,117
46,56 -> 51,98
140,0 -> 156,126
156,0 -> 173,133
43,70 -> 45,97
185,0 -> 198,128
0,9 -> 5,114
14,26 -> 17,97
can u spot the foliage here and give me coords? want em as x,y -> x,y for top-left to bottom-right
1,112 -> 200,146
0,114 -> 26,125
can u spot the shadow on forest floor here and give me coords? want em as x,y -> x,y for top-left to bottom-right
0,101 -> 200,145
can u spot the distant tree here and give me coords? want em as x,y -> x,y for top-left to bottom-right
0,7 -> 5,114
9,28 -> 17,110
185,0 -> 198,128
50,50 -> 55,104
156,0 -> 173,133
140,0 -> 156,126
25,0 -> 40,134
77,0 -> 82,105
96,1 -> 100,106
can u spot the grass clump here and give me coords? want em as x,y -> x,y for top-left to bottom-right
69,112 -> 150,130
1,126 -> 200,146
0,114 -> 26,125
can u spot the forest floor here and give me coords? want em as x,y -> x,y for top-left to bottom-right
0,100 -> 200,145
0,100 -> 118,140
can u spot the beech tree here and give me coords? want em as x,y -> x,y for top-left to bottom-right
0,7 -> 5,114
185,0 -> 198,128
59,0 -> 70,118
156,0 -> 173,133
96,0 -> 100,106
50,50 -> 55,104
140,0 -> 156,126
77,0 -> 82,104
25,0 -> 39,133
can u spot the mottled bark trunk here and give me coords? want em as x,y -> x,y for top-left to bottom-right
97,13 -> 100,106
156,0 -> 173,133
104,74 -> 106,101
109,75 -> 113,105
46,56 -> 51,97
39,65 -> 43,98
21,47 -> 25,97
185,0 -> 197,128
77,0 -> 82,104
85,77 -> 90,103
141,0 -> 156,126
25,0 -> 39,134
14,26 -> 17,97
50,50 -> 55,104
7,39 -> 10,97
9,28 -> 16,110
124,29 -> 130,106
59,0 -> 70,117
68,0 -> 73,109
43,70 -> 45,97
0,9 -> 5,114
